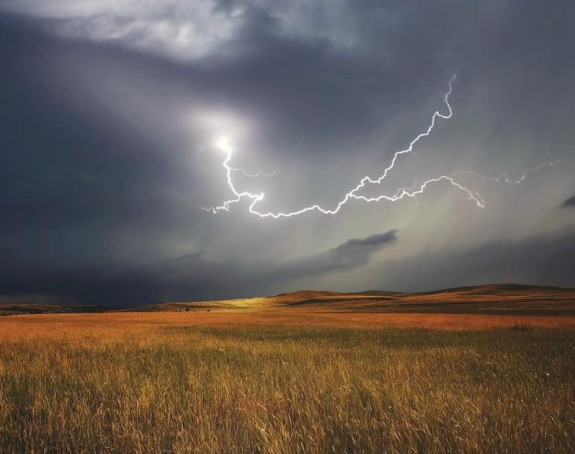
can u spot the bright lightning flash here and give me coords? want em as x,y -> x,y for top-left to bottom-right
204,75 -> 554,218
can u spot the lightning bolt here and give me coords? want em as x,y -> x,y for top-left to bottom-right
453,148 -> 558,185
204,75 -> 553,218
229,166 -> 278,178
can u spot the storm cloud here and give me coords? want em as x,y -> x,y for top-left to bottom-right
1,1 -> 574,306
0,230 -> 398,305
372,227 -> 575,292
562,195 -> 575,208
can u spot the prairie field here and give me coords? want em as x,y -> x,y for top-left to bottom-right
0,309 -> 574,453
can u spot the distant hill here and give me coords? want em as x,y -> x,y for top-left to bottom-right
129,284 -> 575,317
3,284 -> 574,316
0,303 -> 108,316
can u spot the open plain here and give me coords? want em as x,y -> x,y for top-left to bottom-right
1,284 -> 574,453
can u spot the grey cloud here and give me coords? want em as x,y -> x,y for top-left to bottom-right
561,195 -> 575,208
280,230 -> 398,279
376,227 -> 575,292
1,0 -> 244,60
0,15 -> 218,268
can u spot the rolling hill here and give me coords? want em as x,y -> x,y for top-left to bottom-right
0,303 -> 108,316
132,284 -> 575,316
2,284 -> 574,316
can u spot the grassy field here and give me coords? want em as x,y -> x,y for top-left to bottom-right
0,313 -> 574,453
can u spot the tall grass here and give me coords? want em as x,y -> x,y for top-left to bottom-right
0,322 -> 573,453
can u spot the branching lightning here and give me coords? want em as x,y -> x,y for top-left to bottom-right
204,75 -> 555,218
453,148 -> 558,185
229,166 -> 278,178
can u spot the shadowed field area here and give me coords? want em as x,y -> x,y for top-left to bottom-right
0,308 -> 574,452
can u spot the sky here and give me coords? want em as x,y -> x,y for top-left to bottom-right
1,0 -> 574,306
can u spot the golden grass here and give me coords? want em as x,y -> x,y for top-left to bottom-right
4,310 -> 573,332
0,312 -> 574,452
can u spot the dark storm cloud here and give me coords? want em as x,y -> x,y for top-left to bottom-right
0,9 -> 408,269
561,195 -> 575,208
0,15 -> 230,270
1,0 -> 574,305
0,230 -> 397,306
379,227 -> 575,291
280,230 -> 397,279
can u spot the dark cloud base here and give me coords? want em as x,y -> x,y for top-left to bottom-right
3,226 -> 574,307
0,231 -> 398,307
562,195 -> 575,208
381,227 -> 575,292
